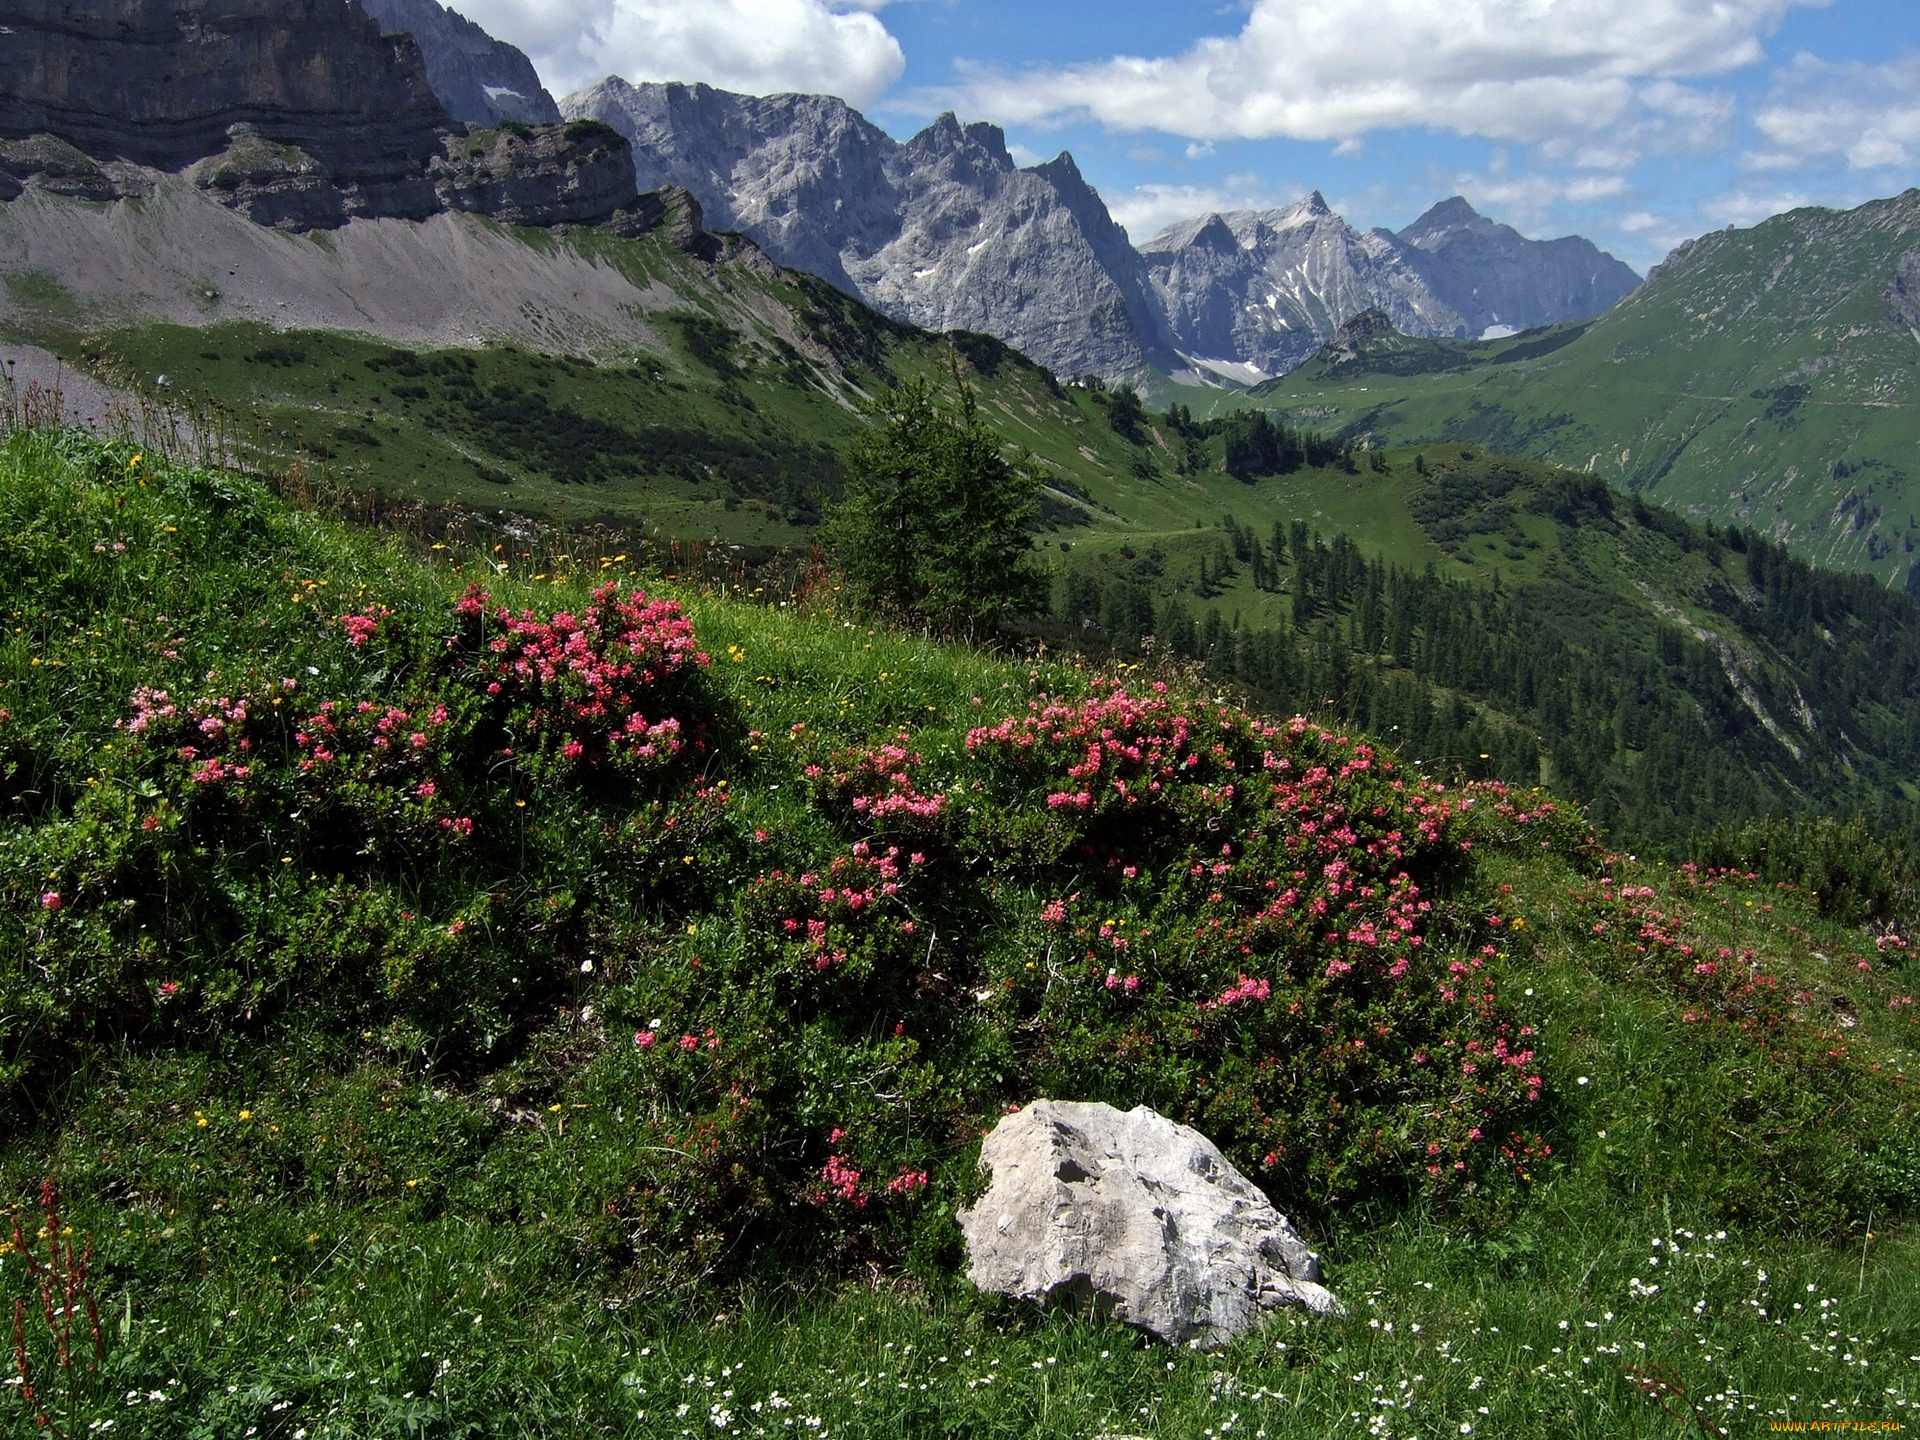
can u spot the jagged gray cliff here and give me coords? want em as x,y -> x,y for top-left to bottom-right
1142,195 -> 1641,379
561,78 -> 1176,378
360,0 -> 561,127
565,77 -> 1638,383
1141,194 -> 1464,379
0,0 -> 652,232
0,0 -> 449,218
1397,196 -> 1641,340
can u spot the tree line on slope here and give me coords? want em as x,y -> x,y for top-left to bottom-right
818,376 -> 1920,856
1052,521 -> 1920,855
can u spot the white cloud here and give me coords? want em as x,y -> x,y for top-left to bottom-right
1103,179 -> 1305,239
1750,51 -> 1920,172
1699,187 -> 1817,226
453,0 -> 907,105
950,0 -> 1824,147
1565,174 -> 1630,202
1434,169 -> 1636,234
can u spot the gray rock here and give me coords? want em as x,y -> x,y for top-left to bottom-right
1397,196 -> 1641,340
0,0 -> 660,236
0,0 -> 450,209
562,79 -> 1177,379
1143,193 -> 1462,379
0,133 -> 138,205
360,0 -> 561,127
1144,193 -> 1641,381
431,119 -> 637,228
1885,246 -> 1920,335
958,1100 -> 1338,1348
191,126 -> 348,230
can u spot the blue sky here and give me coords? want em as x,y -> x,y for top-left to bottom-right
462,0 -> 1920,272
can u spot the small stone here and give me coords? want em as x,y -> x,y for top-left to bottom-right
958,1099 -> 1339,1349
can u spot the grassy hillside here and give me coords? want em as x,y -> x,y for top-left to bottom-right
15,218 -> 1920,853
1046,445 -> 1920,852
0,427 -> 1917,1437
1236,191 -> 1920,586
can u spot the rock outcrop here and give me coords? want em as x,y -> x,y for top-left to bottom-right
562,79 -> 1178,378
431,119 -> 638,229
0,133 -> 143,205
360,0 -> 560,127
1396,196 -> 1641,340
0,0 -> 658,234
0,0 -> 448,219
957,1100 -> 1339,1349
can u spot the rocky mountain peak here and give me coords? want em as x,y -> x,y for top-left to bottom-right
566,78 -> 1175,376
360,0 -> 560,127
900,112 -> 1015,182
1400,195 -> 1487,245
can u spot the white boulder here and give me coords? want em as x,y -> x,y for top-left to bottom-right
957,1099 -> 1339,1348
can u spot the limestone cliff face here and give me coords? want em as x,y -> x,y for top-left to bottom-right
431,120 -> 638,229
1396,197 -> 1641,339
359,0 -> 559,127
0,0 -> 649,232
1143,195 -> 1642,378
1141,195 -> 1460,377
0,0 -> 448,204
564,79 -> 1178,378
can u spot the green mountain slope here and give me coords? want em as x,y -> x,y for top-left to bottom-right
13,196 -> 1920,849
0,429 -> 1915,1437
1241,191 -> 1920,586
1050,447 -> 1920,851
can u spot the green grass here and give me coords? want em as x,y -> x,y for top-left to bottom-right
0,427 -> 1918,1438
1223,191 -> 1920,587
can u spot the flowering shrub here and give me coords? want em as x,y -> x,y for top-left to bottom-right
740,842 -> 922,984
957,683 -> 1538,1210
292,696 -> 476,849
455,583 -> 709,777
809,735 -> 948,832
124,682 -> 289,795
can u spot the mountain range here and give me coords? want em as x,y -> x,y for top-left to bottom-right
561,75 -> 1640,383
1141,194 -> 1640,380
9,0 -> 1624,384
9,0 -> 1913,595
562,78 -> 1173,379
1247,188 -> 1920,587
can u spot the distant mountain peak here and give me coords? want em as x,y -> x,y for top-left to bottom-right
563,78 -> 1172,377
1403,196 -> 1486,240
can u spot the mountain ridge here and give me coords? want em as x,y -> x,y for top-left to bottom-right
361,0 -> 561,128
1248,189 -> 1920,585
563,78 -> 1179,378
559,76 -> 1635,383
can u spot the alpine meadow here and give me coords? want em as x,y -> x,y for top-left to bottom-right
4,0 -> 1920,1435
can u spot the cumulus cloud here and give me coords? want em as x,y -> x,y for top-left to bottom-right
951,0 -> 1823,147
1699,187 -> 1818,226
454,0 -> 907,106
1750,51 -> 1920,172
1103,179 -> 1308,240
